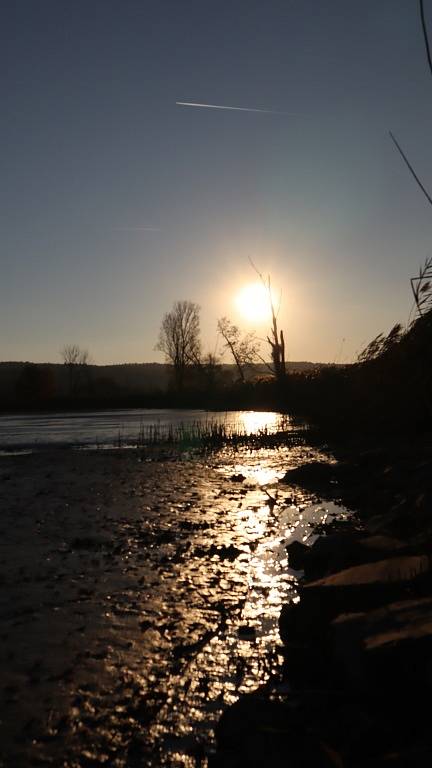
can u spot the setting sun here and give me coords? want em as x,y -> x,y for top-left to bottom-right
235,282 -> 271,323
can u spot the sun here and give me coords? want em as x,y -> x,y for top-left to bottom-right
235,282 -> 271,323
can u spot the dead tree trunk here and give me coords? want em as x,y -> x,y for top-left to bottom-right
249,260 -> 286,383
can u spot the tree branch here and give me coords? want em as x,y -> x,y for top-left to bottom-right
389,130 -> 432,207
420,0 -> 432,78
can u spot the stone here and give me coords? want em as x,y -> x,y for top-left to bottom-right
285,540 -> 310,570
304,533 -> 407,579
280,555 -> 432,645
331,596 -> 432,691
212,693 -> 337,768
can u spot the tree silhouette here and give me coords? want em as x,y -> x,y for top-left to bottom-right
61,344 -> 90,367
156,301 -> 201,390
60,344 -> 91,395
217,317 -> 260,383
249,259 -> 286,383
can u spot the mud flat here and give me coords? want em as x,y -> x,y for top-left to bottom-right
212,437 -> 432,767
0,440 -> 340,767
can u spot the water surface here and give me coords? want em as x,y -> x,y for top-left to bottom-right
0,409 -> 290,449
0,436 -> 348,767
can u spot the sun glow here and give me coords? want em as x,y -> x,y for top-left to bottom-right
235,282 -> 271,323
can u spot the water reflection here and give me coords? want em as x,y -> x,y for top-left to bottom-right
235,410 -> 283,435
2,438 -> 348,767
136,444 -> 346,766
0,408 -> 290,448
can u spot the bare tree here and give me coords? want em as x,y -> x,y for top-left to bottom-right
249,259 -> 286,383
60,344 -> 91,395
200,351 -> 222,390
217,317 -> 260,383
61,344 -> 90,366
155,300 -> 201,390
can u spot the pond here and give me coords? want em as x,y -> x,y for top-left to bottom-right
0,409 -> 292,449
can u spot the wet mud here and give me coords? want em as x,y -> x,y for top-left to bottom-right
0,441 -> 344,767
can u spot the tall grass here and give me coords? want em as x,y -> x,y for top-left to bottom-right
135,415 -> 299,451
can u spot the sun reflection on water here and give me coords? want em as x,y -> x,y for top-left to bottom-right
137,443 -> 348,766
236,410 -> 285,435
22,441 -> 350,768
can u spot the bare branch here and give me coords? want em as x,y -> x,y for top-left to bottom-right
420,0 -> 432,78
217,316 -> 260,382
61,344 -> 90,366
389,131 -> 432,207
248,258 -> 286,382
60,344 -> 91,395
255,351 -> 276,375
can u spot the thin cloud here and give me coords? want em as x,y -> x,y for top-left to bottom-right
176,101 -> 288,115
116,226 -> 161,232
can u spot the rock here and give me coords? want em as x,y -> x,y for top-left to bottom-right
365,499 -> 432,538
304,553 -> 431,614
280,555 -> 432,645
211,693 -> 338,768
285,540 -> 310,570
280,639 -> 328,689
303,533 -> 409,580
308,554 -> 430,588
331,596 -> 432,691
281,461 -> 337,491
237,625 -> 256,640
279,602 -> 309,646
301,531 -> 362,578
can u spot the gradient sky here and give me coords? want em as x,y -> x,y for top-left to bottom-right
2,0 -> 432,364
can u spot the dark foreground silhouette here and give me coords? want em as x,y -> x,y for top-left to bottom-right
211,310 -> 432,766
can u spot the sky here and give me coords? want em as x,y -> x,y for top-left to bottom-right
1,0 -> 432,365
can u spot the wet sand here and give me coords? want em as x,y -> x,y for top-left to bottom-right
0,443 -> 338,767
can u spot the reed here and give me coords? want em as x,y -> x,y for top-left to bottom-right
134,415 -> 299,451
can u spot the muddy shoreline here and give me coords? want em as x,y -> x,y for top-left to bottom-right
4,432 -> 428,766
0,439 -> 341,767
212,434 -> 432,766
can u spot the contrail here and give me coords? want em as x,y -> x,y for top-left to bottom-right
116,226 -> 161,232
176,101 -> 287,114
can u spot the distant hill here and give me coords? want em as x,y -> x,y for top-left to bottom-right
0,360 -> 333,409
0,362 -> 169,400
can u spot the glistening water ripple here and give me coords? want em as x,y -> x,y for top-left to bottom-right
0,440 -> 347,767
117,444 -> 345,767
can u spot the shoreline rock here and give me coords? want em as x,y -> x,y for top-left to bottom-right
213,436 -> 432,766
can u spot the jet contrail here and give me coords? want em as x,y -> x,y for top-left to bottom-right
176,101 -> 287,114
116,226 -> 161,232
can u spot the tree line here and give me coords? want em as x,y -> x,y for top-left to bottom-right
54,266 -> 287,396
155,271 -> 287,392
